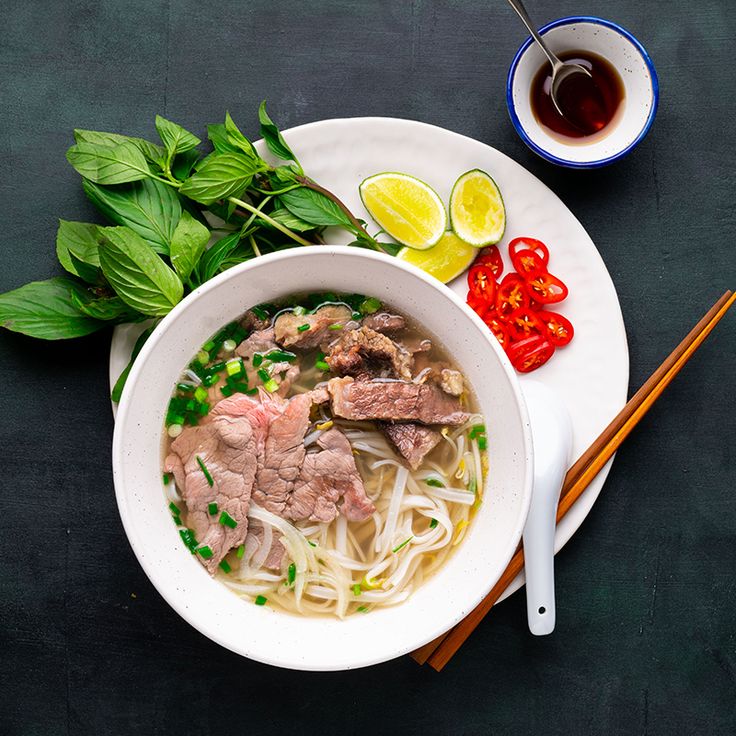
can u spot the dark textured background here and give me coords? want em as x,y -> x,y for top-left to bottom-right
1,1 -> 734,734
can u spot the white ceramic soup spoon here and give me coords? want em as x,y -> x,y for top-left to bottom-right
521,380 -> 573,635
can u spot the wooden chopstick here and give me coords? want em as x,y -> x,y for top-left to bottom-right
412,290 -> 735,671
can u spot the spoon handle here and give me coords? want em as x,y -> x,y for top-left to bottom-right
506,0 -> 560,70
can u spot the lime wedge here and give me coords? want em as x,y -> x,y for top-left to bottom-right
396,231 -> 476,284
449,169 -> 505,247
360,172 -> 447,250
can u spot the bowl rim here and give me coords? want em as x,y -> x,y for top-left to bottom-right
506,15 -> 659,169
112,245 -> 535,669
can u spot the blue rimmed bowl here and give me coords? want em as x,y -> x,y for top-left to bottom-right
507,16 -> 658,168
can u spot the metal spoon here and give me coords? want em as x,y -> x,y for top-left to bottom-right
521,380 -> 573,635
506,0 -> 593,120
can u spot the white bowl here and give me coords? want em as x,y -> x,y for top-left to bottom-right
507,16 -> 658,168
113,247 -> 533,670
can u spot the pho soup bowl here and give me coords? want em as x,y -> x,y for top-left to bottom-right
113,246 -> 533,670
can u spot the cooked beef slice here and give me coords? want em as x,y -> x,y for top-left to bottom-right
235,327 -> 300,393
439,368 -> 464,396
292,429 -> 375,522
326,326 -> 412,380
362,312 -> 406,334
328,376 -> 470,425
380,422 -> 442,470
242,308 -> 272,333
164,414 -> 258,573
274,304 -> 352,349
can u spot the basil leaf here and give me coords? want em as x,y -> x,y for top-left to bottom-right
68,253 -> 102,285
56,220 -> 101,278
0,277 -> 105,339
171,148 -> 201,180
224,112 -> 258,159
66,141 -> 153,185
111,324 -> 156,402
278,187 -> 352,228
258,101 -> 301,171
195,232 -> 242,284
83,178 -> 182,255
179,152 -> 261,206
267,206 -> 317,232
155,115 -> 201,161
70,289 -> 143,322
170,211 -> 211,281
73,129 -> 165,165
98,227 -> 183,316
207,123 -> 239,154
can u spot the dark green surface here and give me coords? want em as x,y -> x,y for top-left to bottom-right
1,1 -> 734,734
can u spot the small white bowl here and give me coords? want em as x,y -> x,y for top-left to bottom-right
113,247 -> 533,670
507,16 -> 658,168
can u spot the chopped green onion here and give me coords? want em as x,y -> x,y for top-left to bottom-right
425,478 -> 445,488
236,544 -> 245,559
208,502 -> 218,515
202,340 -> 216,353
265,349 -> 297,363
359,296 -> 381,315
223,339 -> 237,352
257,368 -> 270,383
315,360 -> 330,372
477,436 -> 488,451
179,528 -> 198,552
327,323 -> 344,331
245,388 -> 258,396
194,386 -> 208,403
172,515 -> 181,526
263,378 -> 280,393
220,384 -> 234,398
219,559 -> 232,574
162,473 -> 171,484
176,383 -> 195,393
197,545 -> 213,559
196,350 -> 209,364
352,583 -> 362,596
254,595 -> 268,606
251,305 -> 269,321
351,311 -> 362,321
169,502 -> 180,515
219,510 -> 237,528
293,305 -> 306,316
226,358 -> 244,376
296,323 -> 310,332
468,476 -> 478,494
167,424 -> 183,438
357,605 -> 369,613
185,399 -> 197,412
196,456 -> 214,487
202,374 -> 218,387
469,424 -> 486,439
287,563 -> 296,585
307,540 -> 316,547
196,402 -> 210,417
392,536 -> 413,553
252,353 -> 264,368
429,518 -> 439,529
209,361 -> 226,373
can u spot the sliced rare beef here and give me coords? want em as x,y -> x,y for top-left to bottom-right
235,327 -> 300,394
326,326 -> 413,380
292,428 -> 375,522
274,304 -> 352,349
163,414 -> 258,573
380,422 -> 442,470
328,376 -> 470,425
242,308 -> 272,333
362,312 -> 406,334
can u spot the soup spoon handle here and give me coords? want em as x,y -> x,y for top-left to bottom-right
522,381 -> 572,635
506,0 -> 562,73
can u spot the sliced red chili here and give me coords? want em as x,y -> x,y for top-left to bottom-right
496,273 -> 529,320
507,307 -> 545,340
506,334 -> 555,373
538,309 -> 574,347
508,237 -> 549,266
524,269 -> 569,304
467,264 -> 498,303
511,248 -> 547,276
467,290 -> 492,319
474,245 -> 504,279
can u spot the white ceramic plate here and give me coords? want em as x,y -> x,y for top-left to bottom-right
111,117 -> 629,602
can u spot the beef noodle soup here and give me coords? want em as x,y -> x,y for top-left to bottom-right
162,293 -> 486,617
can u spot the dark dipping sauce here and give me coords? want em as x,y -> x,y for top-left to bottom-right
530,50 -> 624,141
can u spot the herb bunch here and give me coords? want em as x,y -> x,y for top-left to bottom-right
0,103 -> 390,345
